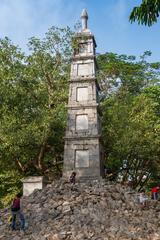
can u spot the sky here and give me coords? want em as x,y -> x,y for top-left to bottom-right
0,0 -> 160,62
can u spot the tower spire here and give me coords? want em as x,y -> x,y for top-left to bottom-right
81,9 -> 88,31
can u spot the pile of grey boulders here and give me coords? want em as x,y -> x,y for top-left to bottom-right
0,179 -> 160,240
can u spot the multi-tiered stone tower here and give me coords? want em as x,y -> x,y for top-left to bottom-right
63,10 -> 104,180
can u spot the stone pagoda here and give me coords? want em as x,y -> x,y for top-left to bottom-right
63,9 -> 104,180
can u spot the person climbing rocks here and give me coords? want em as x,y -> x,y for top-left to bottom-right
11,193 -> 25,230
151,186 -> 159,200
69,171 -> 76,185
138,189 -> 148,209
0,214 -> 2,226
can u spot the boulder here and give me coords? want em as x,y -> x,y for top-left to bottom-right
0,179 -> 160,239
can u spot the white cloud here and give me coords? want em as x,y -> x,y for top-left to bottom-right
0,0 -> 84,51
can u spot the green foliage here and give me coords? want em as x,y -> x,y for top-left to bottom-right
0,26 -> 73,178
98,52 -> 160,188
0,170 -> 22,208
130,0 -> 160,26
97,51 -> 160,97
101,91 -> 160,188
0,26 -> 74,207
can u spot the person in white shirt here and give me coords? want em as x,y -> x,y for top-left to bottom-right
138,190 -> 148,209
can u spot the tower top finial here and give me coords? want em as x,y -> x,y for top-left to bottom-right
81,9 -> 88,19
81,9 -> 88,30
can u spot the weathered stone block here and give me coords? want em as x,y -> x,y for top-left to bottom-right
75,150 -> 89,168
77,87 -> 88,101
22,176 -> 46,196
76,114 -> 88,130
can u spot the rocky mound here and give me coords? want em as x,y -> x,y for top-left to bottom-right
0,179 -> 160,240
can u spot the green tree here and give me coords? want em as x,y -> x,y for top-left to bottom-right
0,26 -> 74,207
0,26 -> 73,206
98,52 -> 160,188
101,89 -> 160,189
97,51 -> 159,97
130,0 -> 160,26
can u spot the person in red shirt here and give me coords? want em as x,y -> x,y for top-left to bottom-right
11,193 -> 25,230
151,186 -> 159,200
